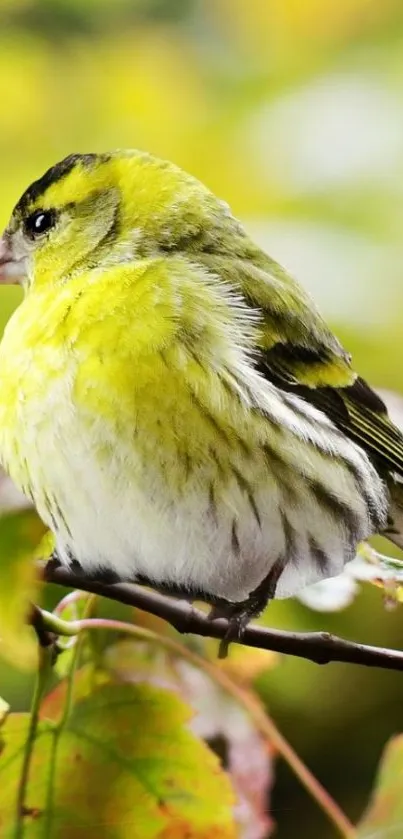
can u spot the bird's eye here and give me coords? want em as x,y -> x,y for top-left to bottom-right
24,209 -> 56,239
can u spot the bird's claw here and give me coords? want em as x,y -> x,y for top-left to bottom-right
207,599 -> 260,658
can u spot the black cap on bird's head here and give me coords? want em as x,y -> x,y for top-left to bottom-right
0,151 -> 129,286
0,153 -> 110,285
13,153 -> 101,220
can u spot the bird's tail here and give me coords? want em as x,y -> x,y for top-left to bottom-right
385,476 -> 403,551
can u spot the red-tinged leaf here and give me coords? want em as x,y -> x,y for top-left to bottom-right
357,735 -> 403,837
174,661 -> 274,839
0,683 -> 236,838
106,641 -> 274,838
0,509 -> 47,669
39,664 -> 109,723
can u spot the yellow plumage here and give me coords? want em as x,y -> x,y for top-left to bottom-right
0,149 -> 401,649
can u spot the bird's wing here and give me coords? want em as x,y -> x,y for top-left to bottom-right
197,249 -> 403,475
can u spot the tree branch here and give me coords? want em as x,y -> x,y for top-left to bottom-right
40,562 -> 403,672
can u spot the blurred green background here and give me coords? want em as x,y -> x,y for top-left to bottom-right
1,1 -> 403,837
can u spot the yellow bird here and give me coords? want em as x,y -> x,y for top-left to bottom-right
0,150 -> 402,653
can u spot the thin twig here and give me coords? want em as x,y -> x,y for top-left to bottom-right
206,672 -> 357,839
40,562 -> 403,673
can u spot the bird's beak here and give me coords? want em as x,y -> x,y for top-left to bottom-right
0,235 -> 23,284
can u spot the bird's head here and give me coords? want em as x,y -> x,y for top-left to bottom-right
0,150 -> 233,290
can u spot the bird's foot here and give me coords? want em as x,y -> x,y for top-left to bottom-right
209,557 -> 286,658
209,593 -> 268,659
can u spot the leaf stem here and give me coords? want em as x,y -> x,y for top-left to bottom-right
14,645 -> 53,839
41,594 -> 97,838
56,594 -> 97,729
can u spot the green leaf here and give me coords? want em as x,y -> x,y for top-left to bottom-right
357,735 -> 403,837
105,640 -> 274,837
0,683 -> 236,838
0,510 -> 47,669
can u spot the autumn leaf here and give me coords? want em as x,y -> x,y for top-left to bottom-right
106,641 -> 274,838
0,682 -> 236,839
357,735 -> 403,838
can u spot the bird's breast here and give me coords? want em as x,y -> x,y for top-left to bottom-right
0,284 -> 388,605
